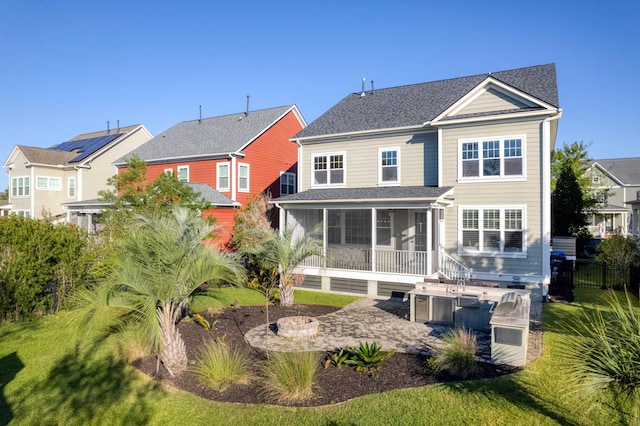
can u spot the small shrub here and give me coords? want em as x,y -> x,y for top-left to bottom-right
261,351 -> 319,403
191,313 -> 217,331
430,327 -> 477,379
344,341 -> 395,378
193,338 -> 250,391
114,325 -> 153,362
324,348 -> 349,369
562,290 -> 640,419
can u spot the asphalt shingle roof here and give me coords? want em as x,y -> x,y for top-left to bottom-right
593,158 -> 640,185
274,186 -> 453,203
294,64 -> 558,139
119,105 -> 294,163
185,182 -> 235,206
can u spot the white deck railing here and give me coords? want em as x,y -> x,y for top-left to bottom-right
300,247 -> 429,276
438,248 -> 470,281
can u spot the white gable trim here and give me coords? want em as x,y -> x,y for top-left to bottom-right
431,76 -> 558,124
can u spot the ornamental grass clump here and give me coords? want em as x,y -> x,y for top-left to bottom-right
561,290 -> 640,421
261,351 -> 319,403
430,327 -> 477,379
192,338 -> 251,391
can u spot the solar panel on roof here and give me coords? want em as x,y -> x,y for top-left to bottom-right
50,133 -> 122,163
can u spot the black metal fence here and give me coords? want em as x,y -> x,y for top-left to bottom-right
552,258 -> 640,298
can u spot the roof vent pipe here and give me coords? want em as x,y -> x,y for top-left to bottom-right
199,105 -> 202,124
245,95 -> 250,116
361,77 -> 366,97
107,121 -> 110,133
371,80 -> 374,95
117,120 -> 120,132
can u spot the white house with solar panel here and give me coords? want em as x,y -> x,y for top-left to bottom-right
3,124 -> 152,229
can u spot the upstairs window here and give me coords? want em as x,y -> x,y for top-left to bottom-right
68,177 -> 76,198
11,177 -> 30,197
379,148 -> 399,184
459,136 -> 524,180
313,153 -> 344,186
217,163 -> 229,191
280,172 -> 296,195
36,176 -> 61,191
238,163 -> 249,192
177,166 -> 189,182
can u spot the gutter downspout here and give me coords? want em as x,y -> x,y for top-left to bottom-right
542,109 -> 563,300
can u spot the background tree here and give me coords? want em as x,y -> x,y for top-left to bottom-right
98,155 -> 213,238
79,207 -> 244,376
551,141 -> 602,249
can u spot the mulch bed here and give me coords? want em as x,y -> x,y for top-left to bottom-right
133,304 -> 521,407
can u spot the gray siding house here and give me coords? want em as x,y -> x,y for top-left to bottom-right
586,157 -> 640,237
273,64 -> 561,301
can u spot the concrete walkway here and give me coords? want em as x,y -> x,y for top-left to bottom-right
244,298 -> 544,363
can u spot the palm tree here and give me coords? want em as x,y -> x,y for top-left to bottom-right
249,225 -> 322,307
80,207 -> 244,376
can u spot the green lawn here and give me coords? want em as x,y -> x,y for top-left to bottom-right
0,288 -> 634,425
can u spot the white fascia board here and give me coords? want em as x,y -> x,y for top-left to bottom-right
292,124 -> 430,145
113,152 -> 244,167
430,109 -> 560,127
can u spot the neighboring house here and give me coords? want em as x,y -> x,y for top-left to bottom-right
115,105 -> 306,245
273,64 -> 561,302
3,124 -> 152,228
586,157 -> 640,238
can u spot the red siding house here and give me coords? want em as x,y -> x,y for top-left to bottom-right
115,105 -> 306,246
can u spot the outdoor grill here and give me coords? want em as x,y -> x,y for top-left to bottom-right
493,292 -> 522,315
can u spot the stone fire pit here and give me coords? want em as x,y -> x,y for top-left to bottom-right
276,316 -> 319,340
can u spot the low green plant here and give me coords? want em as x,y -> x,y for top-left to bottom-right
344,341 -> 395,378
192,338 -> 250,391
324,348 -> 349,369
261,351 -> 319,403
113,325 -> 154,362
562,290 -> 640,421
430,327 -> 477,379
191,313 -> 217,331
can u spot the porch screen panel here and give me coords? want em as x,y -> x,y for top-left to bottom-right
376,210 -> 391,246
345,210 -> 371,245
286,209 -> 322,240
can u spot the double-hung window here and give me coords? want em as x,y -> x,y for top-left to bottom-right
379,148 -> 399,185
177,166 -> 189,182
217,163 -> 230,191
313,153 -> 345,186
11,177 -> 30,197
238,163 -> 249,192
459,206 -> 525,256
459,135 -> 524,180
280,172 -> 296,195
68,177 -> 76,198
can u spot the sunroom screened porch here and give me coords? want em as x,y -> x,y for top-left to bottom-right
273,186 -> 454,278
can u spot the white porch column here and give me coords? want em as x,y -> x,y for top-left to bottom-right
371,208 -> 377,272
426,207 -> 433,275
87,213 -> 94,234
322,208 -> 328,269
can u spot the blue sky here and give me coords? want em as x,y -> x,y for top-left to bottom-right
1,0 -> 638,191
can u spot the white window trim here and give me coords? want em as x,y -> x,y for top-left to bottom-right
457,134 -> 526,183
217,162 -> 230,192
11,176 -> 30,197
238,163 -> 250,192
164,167 -> 173,175
68,177 -> 76,198
311,152 -> 346,188
280,171 -> 296,195
457,205 -> 527,258
177,165 -> 189,182
35,176 -> 62,191
378,147 -> 400,186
